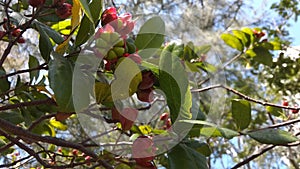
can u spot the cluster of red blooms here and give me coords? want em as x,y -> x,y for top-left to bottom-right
282,100 -> 299,114
0,18 -> 25,43
94,7 -> 142,71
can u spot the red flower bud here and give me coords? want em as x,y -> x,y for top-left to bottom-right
56,3 -> 72,19
28,0 -> 45,7
101,7 -> 118,26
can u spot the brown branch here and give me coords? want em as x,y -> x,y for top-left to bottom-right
0,118 -> 113,169
0,98 -> 56,111
231,145 -> 276,169
191,84 -> 300,111
0,63 -> 48,79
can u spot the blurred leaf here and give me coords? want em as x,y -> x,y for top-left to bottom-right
232,30 -> 251,48
138,125 -> 152,135
135,16 -> 165,58
71,0 -> 81,30
269,40 -> 282,50
168,144 -> 208,169
248,129 -> 298,145
49,53 -> 74,112
51,19 -> 72,35
221,33 -> 244,51
252,47 -> 273,66
231,99 -> 251,130
196,45 -> 211,55
111,58 -> 142,100
266,106 -> 283,117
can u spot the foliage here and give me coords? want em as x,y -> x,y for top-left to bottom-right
0,0 -> 300,169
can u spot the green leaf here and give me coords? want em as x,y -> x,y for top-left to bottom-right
252,46 -> 273,66
78,0 -> 94,24
75,0 -> 102,46
29,55 -> 40,82
135,16 -> 165,58
269,40 -> 282,50
36,23 -> 53,61
221,33 -> 244,51
35,21 -> 64,44
49,118 -> 68,131
195,45 -> 211,55
231,99 -> 251,130
232,30 -> 251,48
181,120 -> 239,139
75,16 -> 95,46
185,141 -> 211,157
94,82 -> 112,104
111,58 -> 142,100
0,67 -> 10,95
159,44 -> 192,122
266,106 -> 283,117
248,129 -> 299,145
0,111 -> 24,124
49,53 -> 74,112
168,144 -> 208,169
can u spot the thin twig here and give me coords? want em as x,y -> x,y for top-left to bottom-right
191,84 -> 300,111
0,98 -> 56,111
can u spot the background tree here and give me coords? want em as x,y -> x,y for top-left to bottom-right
0,0 -> 300,169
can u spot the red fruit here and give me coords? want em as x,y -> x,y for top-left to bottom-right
138,71 -> 155,90
12,29 -> 21,37
56,3 -> 72,19
159,113 -> 169,121
85,155 -> 91,161
292,105 -> 299,114
57,147 -> 62,153
282,100 -> 288,107
72,149 -> 78,156
137,88 -> 154,103
165,118 -> 171,129
53,0 -> 66,6
119,108 -> 138,131
0,31 -> 6,39
132,136 -> 156,166
17,37 -> 25,44
101,7 -> 118,26
111,107 -> 120,121
28,0 -> 45,7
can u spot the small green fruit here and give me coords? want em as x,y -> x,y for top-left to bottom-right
113,47 -> 125,57
126,42 -> 136,54
107,50 -> 118,60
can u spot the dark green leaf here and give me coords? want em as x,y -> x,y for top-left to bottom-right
0,111 -> 24,124
185,141 -> 211,157
34,21 -> 64,44
0,67 -> 10,95
252,46 -> 273,66
168,144 -> 208,169
159,44 -> 192,122
248,129 -> 298,145
49,53 -> 74,112
36,24 -> 53,61
29,55 -> 40,82
78,0 -> 94,24
221,33 -> 244,51
231,99 -> 251,130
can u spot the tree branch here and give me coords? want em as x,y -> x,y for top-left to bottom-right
0,118 -> 113,169
0,63 -> 48,79
191,84 -> 300,111
0,98 -> 56,111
